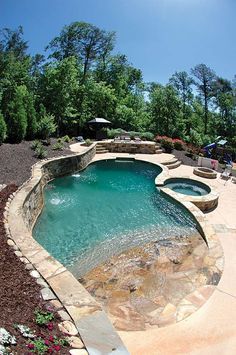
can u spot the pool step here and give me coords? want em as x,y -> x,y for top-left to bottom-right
162,158 -> 179,165
96,142 -> 109,153
96,149 -> 109,154
166,160 -> 182,170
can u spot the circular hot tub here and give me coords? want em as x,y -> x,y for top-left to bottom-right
161,177 -> 219,211
193,167 -> 217,179
164,178 -> 211,196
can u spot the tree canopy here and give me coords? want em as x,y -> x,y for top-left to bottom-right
0,22 -> 235,149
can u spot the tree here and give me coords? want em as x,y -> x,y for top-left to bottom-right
191,64 -> 216,134
0,26 -> 28,60
46,22 -> 115,84
38,56 -> 79,135
0,111 -> 7,144
6,85 -> 27,142
24,90 -> 37,139
169,71 -> 193,133
149,84 -> 182,137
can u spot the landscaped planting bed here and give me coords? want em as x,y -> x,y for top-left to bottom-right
0,185 -> 76,354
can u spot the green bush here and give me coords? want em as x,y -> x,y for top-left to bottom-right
140,132 -> 154,141
34,143 -> 47,159
107,128 -> 127,139
0,112 -> 7,144
85,138 -> 92,146
129,131 -> 140,139
52,142 -> 64,150
62,135 -> 71,143
161,139 -> 174,153
37,113 -> 57,140
31,140 -> 41,150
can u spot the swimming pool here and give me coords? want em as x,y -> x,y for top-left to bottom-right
33,160 -> 198,276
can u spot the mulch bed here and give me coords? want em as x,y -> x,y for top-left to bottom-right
0,185 -> 69,354
0,140 -> 75,186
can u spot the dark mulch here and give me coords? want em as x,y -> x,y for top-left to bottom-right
0,185 -> 69,354
173,149 -> 223,172
173,149 -> 198,167
0,139 -> 75,186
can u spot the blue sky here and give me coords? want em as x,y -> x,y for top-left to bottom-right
1,0 -> 235,83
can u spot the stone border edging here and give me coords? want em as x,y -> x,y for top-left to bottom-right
5,144 -> 130,355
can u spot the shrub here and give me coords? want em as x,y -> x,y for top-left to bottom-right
35,310 -> 54,326
85,138 -> 92,146
107,128 -> 127,139
62,135 -> 71,143
34,143 -> 47,159
173,138 -> 185,150
161,139 -> 174,153
37,113 -> 57,140
31,140 -> 41,150
128,131 -> 140,139
0,112 -> 7,144
140,132 -> 154,141
52,142 -> 64,150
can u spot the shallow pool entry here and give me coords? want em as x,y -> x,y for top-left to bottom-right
33,160 -> 198,276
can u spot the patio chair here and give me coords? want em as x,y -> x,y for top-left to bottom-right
134,136 -> 142,142
114,136 -> 121,142
221,164 -> 232,180
75,136 -> 84,142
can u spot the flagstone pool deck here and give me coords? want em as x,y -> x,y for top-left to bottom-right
88,151 -> 236,355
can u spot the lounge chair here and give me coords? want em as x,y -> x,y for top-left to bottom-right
221,165 -> 232,180
75,136 -> 84,142
134,137 -> 142,142
114,136 -> 121,142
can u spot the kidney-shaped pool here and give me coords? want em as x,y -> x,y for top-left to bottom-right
33,159 -> 198,277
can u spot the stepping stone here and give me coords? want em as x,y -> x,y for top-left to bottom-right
59,321 -> 78,336
40,287 -> 56,301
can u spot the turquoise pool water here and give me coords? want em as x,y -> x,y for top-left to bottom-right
33,160 -> 197,276
164,178 -> 210,196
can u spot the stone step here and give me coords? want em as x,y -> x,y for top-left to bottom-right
96,149 -> 109,154
166,160 -> 182,170
155,149 -> 163,154
162,158 -> 179,165
96,148 -> 108,152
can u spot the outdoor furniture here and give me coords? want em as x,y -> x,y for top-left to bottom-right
221,165 -> 232,180
75,136 -> 84,142
114,136 -> 121,141
134,137 -> 142,142
231,177 -> 236,184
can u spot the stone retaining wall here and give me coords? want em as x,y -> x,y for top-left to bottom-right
22,144 -> 96,230
105,141 -> 157,154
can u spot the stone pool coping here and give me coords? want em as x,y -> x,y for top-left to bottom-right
5,147 -> 224,354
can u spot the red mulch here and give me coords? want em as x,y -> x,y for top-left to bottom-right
0,185 -> 69,354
